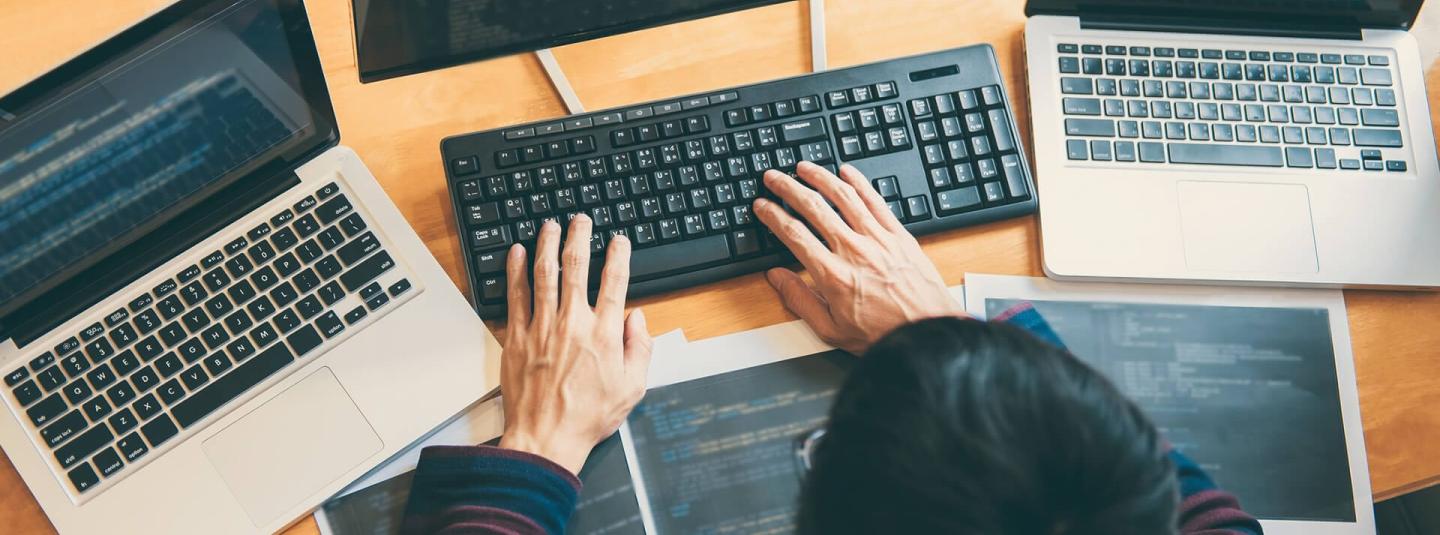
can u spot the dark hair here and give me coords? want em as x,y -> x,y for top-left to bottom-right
798,317 -> 1177,535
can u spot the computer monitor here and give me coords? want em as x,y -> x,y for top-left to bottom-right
352,0 -> 790,82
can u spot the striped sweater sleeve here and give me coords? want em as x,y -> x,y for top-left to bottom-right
398,445 -> 581,535
996,302 -> 1264,535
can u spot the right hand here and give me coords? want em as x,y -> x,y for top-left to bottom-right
752,162 -> 966,355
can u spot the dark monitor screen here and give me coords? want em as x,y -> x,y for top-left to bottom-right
352,0 -> 790,82
1024,0 -> 1424,29
0,0 -> 335,313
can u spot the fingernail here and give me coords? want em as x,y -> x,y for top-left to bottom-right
541,219 -> 557,231
797,160 -> 814,169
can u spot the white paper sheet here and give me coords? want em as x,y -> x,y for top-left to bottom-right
314,330 -> 689,534
962,274 -> 1374,535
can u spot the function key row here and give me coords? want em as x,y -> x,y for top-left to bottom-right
612,115 -> 712,148
724,95 -> 822,128
1059,43 -> 1389,66
502,92 -> 739,142
825,81 -> 898,109
490,135 -> 598,171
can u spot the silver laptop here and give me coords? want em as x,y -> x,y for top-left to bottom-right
0,0 -> 498,532
1023,0 -> 1440,289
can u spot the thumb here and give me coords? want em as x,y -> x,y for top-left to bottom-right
765,268 -> 840,342
622,308 -> 653,387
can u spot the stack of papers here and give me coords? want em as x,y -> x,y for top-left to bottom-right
316,276 -> 1372,534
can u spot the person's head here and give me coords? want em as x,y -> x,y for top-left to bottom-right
798,317 -> 1177,535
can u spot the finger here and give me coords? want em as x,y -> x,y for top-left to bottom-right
794,161 -> 886,237
560,215 -> 594,310
504,243 -> 531,329
531,220 -> 562,325
753,197 -> 836,274
765,268 -> 842,342
622,308 -> 653,388
763,169 -> 856,245
837,164 -> 904,233
596,233 -> 632,317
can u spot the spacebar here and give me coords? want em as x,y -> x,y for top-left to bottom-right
172,344 -> 296,428
1168,144 -> 1284,167
628,235 -> 732,282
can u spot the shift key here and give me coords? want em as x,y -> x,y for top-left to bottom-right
1064,118 -> 1116,137
55,425 -> 113,468
340,251 -> 395,292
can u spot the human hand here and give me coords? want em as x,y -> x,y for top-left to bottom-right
753,162 -> 965,355
497,216 -> 653,475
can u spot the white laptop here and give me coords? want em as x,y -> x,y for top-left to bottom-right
1022,0 -> 1440,289
0,0 -> 498,532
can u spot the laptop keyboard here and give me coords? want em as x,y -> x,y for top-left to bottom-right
1055,43 -> 1408,172
4,181 -> 414,497
442,45 -> 1037,318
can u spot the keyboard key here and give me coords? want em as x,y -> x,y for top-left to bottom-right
68,463 -> 100,493
1169,144 -> 1284,167
1285,147 -> 1314,168
116,432 -> 149,462
108,408 -> 138,435
340,251 -> 396,292
41,410 -> 87,447
1064,118 -> 1116,137
141,415 -> 179,447
935,188 -> 981,214
12,379 -> 41,406
5,367 -> 28,386
180,365 -> 209,390
1353,129 -> 1403,147
37,366 -> 65,391
1060,77 -> 1093,95
172,343 -> 295,428
629,235 -> 732,281
134,394 -> 163,420
389,279 -> 412,297
55,425 -> 113,468
27,393 -> 66,426
1063,98 -> 1101,116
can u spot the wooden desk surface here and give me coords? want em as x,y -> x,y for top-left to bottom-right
3,1 -> 1440,533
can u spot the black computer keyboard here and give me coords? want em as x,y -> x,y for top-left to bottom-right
1054,43 -> 1408,171
441,45 -> 1035,318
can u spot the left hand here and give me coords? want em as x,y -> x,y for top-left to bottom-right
496,216 -> 653,475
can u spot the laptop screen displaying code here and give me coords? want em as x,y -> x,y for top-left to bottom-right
352,0 -> 789,82
0,0 -> 316,308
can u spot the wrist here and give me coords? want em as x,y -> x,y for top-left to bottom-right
498,432 -> 591,476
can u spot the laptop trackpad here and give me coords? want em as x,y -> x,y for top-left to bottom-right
1178,181 -> 1319,274
202,368 -> 381,526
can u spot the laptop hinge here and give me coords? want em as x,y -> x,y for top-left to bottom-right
0,171 -> 303,348
1080,15 -> 1363,41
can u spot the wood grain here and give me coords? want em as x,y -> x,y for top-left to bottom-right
1,1 -> 1438,533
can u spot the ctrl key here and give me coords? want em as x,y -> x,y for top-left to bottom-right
480,277 -> 506,304
68,462 -> 100,493
92,446 -> 125,477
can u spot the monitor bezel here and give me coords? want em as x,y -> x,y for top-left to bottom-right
353,0 -> 791,83
0,0 -> 339,319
